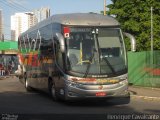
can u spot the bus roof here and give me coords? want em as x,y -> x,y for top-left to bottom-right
21,13 -> 120,35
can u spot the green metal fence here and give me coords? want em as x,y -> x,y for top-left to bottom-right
128,51 -> 160,88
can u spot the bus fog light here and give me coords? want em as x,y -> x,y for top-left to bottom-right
60,89 -> 64,95
119,79 -> 128,85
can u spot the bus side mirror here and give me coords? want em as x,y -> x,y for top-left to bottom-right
123,32 -> 136,52
55,33 -> 65,53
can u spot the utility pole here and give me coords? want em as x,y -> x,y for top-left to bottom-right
151,7 -> 153,53
1,34 -> 4,54
151,6 -> 153,65
150,6 -> 154,87
103,0 -> 106,15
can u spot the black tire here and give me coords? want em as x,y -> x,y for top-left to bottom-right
48,79 -> 59,101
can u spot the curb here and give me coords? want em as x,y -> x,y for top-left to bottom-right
0,76 -> 9,80
131,95 -> 160,101
129,86 -> 160,91
0,76 -> 12,80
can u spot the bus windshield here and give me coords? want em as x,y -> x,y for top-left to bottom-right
66,27 -> 127,77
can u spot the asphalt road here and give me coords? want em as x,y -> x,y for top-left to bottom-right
0,77 -> 160,120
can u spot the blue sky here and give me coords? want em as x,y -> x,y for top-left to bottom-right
0,0 -> 112,40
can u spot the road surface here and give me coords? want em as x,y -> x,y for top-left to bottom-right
0,77 -> 159,120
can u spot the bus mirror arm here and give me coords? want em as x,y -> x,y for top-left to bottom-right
123,32 -> 136,52
55,33 -> 65,53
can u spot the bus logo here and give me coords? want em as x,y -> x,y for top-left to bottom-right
98,85 -> 103,90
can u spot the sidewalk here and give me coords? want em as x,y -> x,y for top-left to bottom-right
129,85 -> 160,101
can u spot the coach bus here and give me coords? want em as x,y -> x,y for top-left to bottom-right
16,13 -> 136,102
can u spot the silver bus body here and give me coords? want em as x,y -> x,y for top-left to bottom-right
17,13 -> 132,102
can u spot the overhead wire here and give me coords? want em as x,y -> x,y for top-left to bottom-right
0,0 -> 31,12
0,0 -> 32,40
0,1 -> 50,41
6,0 -> 31,12
0,0 -> 24,12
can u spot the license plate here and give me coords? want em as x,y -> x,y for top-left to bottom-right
96,92 -> 106,96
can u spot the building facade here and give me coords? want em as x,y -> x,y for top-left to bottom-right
11,12 -> 36,41
11,7 -> 50,41
33,7 -> 50,23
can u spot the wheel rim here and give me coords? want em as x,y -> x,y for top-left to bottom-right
51,84 -> 56,97
24,74 -> 28,88
25,79 -> 28,88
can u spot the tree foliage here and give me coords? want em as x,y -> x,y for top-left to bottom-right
108,0 -> 160,51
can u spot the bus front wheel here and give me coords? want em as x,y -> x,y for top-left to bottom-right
24,74 -> 33,92
48,79 -> 59,101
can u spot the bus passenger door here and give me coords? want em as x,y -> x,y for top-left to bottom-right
53,37 -> 65,95
39,41 -> 55,90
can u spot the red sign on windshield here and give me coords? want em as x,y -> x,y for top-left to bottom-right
63,27 -> 70,38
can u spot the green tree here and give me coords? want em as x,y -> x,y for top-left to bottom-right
107,0 -> 160,51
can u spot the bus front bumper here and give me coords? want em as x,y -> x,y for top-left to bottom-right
64,80 -> 130,100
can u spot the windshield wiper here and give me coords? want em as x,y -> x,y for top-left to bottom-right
103,57 -> 116,74
83,49 -> 96,78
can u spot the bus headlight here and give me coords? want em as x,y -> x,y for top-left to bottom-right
67,81 -> 81,88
